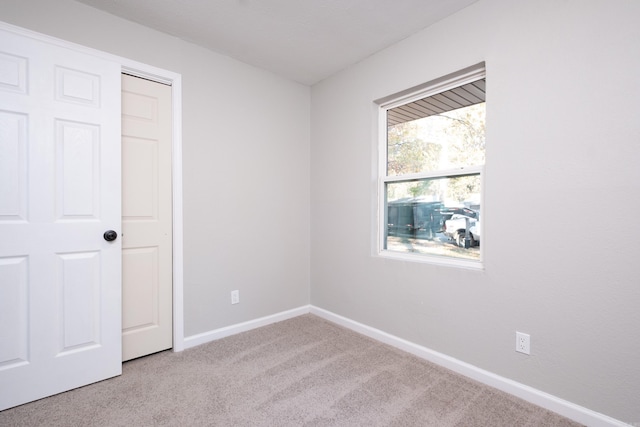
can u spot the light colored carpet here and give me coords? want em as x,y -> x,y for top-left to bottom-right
0,314 -> 582,426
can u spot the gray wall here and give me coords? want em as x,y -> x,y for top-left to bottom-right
1,0 -> 311,337
310,0 -> 640,423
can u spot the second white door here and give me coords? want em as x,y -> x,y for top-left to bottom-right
121,74 -> 173,361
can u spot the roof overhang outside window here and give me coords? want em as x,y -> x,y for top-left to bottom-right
387,79 -> 486,127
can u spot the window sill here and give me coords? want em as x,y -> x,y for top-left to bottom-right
378,249 -> 484,270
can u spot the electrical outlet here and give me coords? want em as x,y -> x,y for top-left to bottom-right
516,332 -> 530,355
231,290 -> 239,305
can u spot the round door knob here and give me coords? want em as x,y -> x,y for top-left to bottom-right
103,230 -> 118,242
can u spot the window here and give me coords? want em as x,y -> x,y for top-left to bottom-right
378,64 -> 486,266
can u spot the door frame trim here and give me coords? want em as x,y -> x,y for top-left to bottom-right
0,20 -> 185,353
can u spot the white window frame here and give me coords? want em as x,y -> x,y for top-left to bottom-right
376,64 -> 486,269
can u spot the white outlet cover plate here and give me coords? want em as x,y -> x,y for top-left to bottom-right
516,331 -> 530,354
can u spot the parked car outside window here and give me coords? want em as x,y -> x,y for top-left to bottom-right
444,213 -> 480,248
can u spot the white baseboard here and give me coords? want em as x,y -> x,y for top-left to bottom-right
183,305 -> 311,349
310,306 -> 629,427
182,304 -> 628,426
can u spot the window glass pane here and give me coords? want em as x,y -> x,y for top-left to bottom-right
387,103 -> 485,176
385,175 -> 481,261
381,70 -> 485,264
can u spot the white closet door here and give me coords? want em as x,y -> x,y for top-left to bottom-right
121,73 -> 173,361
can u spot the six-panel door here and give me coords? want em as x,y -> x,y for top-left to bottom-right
0,28 -> 122,410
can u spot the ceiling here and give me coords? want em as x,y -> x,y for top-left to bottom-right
74,0 -> 478,85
